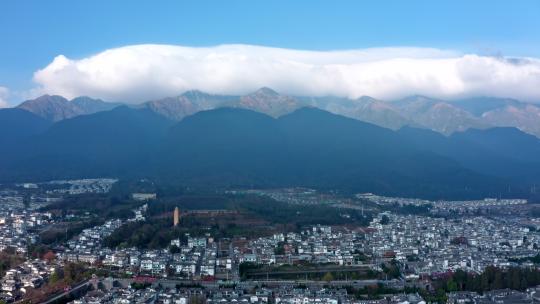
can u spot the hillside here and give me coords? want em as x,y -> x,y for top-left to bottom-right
1,105 -> 540,199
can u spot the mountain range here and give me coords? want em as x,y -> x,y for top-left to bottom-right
2,93 -> 540,200
12,88 -> 540,138
17,95 -> 120,121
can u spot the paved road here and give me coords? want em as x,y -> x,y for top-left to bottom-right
41,280 -> 90,304
144,277 -> 401,289
246,265 -> 374,276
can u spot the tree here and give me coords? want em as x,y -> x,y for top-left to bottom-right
380,215 -> 390,225
239,262 -> 260,279
49,269 -> 63,284
63,262 -> 88,284
29,244 -> 50,259
167,266 -> 176,277
131,282 -> 150,290
510,268 -> 521,290
435,288 -> 447,302
188,295 -> 206,304
450,237 -> 468,246
480,270 -> 490,291
493,271 -> 503,290
170,245 -> 181,254
323,272 -> 334,282
43,251 -> 56,263
446,279 -> 458,292
274,242 -> 285,255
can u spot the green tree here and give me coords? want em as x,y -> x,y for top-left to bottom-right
322,272 -> 334,282
446,279 -> 458,292
170,245 -> 181,254
511,268 -> 521,290
49,269 -> 63,284
493,271 -> 503,290
274,242 -> 285,255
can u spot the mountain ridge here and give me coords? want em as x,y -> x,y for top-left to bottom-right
2,106 -> 540,200
16,95 -> 121,121
11,89 -> 540,138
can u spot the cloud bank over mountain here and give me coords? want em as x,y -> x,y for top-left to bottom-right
0,86 -> 10,108
32,44 -> 540,103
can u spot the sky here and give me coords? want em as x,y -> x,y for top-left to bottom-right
1,0 -> 540,106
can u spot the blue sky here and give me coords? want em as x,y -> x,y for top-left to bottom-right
1,0 -> 539,104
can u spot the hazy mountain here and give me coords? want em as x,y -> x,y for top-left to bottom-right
308,95 -> 540,138
318,96 -> 414,130
17,88 -> 519,139
141,90 -> 540,139
0,108 -> 52,163
17,95 -> 120,121
142,95 -> 203,121
2,105 -> 540,199
141,90 -> 237,120
451,127 -> 540,165
3,106 -> 173,181
392,96 -> 488,135
398,126 -> 540,183
159,107 -> 511,199
451,97 -> 523,116
162,107 -> 286,185
0,108 -> 51,141
144,87 -> 300,120
71,96 -> 121,114
445,97 -> 540,137
223,87 -> 304,117
3,90 -> 540,199
14,90 -> 540,139
400,96 -> 540,138
481,104 -> 540,138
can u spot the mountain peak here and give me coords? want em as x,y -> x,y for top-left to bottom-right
17,95 -> 118,122
356,96 -> 379,103
181,89 -> 211,99
229,87 -> 301,117
70,96 -> 106,103
32,94 -> 69,103
251,87 -> 279,96
397,95 -> 440,104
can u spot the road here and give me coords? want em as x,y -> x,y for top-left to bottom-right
41,280 -> 90,304
246,265 -> 374,277
142,277 -> 402,289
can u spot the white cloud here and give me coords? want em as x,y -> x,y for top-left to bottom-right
0,86 -> 10,108
32,44 -> 540,103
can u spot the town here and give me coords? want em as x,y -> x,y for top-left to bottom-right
2,183 -> 540,303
